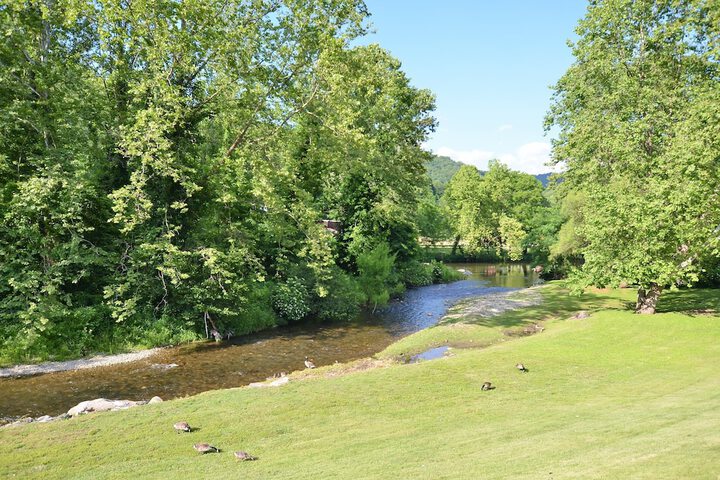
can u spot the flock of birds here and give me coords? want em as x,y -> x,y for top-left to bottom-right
173,357 -> 527,459
173,420 -> 257,460
481,362 -> 529,391
173,356 -> 319,459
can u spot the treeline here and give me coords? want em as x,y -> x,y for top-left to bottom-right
0,0 -> 459,362
418,160 -> 562,267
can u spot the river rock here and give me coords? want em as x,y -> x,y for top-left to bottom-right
150,363 -> 179,370
248,376 -> 289,388
2,417 -> 34,428
148,396 -> 163,404
67,398 -> 142,417
35,415 -> 54,423
457,269 -> 472,275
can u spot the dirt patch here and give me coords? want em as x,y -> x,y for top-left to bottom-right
503,323 -> 545,337
291,357 -> 396,381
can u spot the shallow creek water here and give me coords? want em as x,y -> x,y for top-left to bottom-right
0,263 -> 537,417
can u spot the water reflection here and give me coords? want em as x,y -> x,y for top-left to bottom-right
0,263 -> 536,417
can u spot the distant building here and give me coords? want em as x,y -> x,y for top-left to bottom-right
320,219 -> 341,235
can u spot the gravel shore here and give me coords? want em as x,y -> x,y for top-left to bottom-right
0,348 -> 162,378
443,287 -> 544,320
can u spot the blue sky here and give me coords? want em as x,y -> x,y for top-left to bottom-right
361,1 -> 589,174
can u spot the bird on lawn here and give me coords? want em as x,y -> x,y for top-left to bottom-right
516,363 -> 529,373
481,381 -> 495,391
193,443 -> 220,454
304,356 -> 316,369
174,421 -> 191,433
234,451 -> 258,461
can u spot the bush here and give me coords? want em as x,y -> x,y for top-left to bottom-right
429,260 -> 464,283
272,277 -> 311,323
228,283 -> 279,334
312,269 -> 364,322
357,242 -> 396,310
397,260 -> 434,287
134,316 -> 200,349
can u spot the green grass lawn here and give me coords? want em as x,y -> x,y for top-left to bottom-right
2,284 -> 719,479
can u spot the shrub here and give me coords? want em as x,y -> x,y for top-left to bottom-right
357,242 -> 396,311
429,260 -> 464,283
228,283 -> 279,334
313,269 -> 364,322
272,277 -> 311,323
397,260 -> 434,287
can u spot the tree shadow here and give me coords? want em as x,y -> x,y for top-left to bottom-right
440,286 -> 631,330
655,289 -> 720,314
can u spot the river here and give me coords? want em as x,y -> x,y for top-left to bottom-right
0,263 -> 537,418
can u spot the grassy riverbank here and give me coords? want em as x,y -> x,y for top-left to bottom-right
2,283 -> 719,479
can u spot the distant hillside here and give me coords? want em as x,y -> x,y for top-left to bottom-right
534,172 -> 553,187
425,155 -> 553,194
424,156 -> 461,196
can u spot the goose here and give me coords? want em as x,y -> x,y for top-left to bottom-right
194,443 -> 220,454
481,381 -> 495,391
516,363 -> 529,373
304,356 -> 316,369
173,421 -> 191,433
234,451 -> 258,461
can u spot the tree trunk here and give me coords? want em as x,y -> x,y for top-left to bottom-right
636,283 -> 662,314
451,235 -> 461,255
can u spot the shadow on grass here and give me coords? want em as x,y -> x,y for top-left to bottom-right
656,289 -> 720,314
441,285 -> 632,330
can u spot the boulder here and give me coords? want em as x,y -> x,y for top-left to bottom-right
248,376 -> 289,388
148,396 -> 163,404
67,398 -> 142,417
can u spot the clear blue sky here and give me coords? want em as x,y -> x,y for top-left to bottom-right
361,1 -> 589,174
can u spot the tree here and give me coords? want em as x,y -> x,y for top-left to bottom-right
441,161 -> 546,260
0,0 -> 438,360
546,0 -> 720,313
441,165 -> 491,254
356,242 -> 396,312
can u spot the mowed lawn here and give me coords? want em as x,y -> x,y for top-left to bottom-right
1,285 -> 719,479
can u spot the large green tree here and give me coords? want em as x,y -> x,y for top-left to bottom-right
441,162 -> 546,261
0,0 -> 437,360
547,0 -> 720,313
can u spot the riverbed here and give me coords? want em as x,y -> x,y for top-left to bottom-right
0,263 -> 537,418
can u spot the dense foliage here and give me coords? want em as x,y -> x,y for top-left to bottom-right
439,161 -> 552,262
0,0 -> 452,362
547,0 -> 720,313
